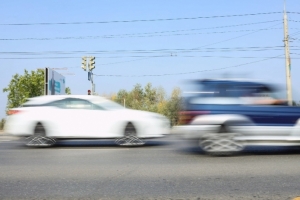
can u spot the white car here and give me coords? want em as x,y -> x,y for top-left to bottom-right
4,95 -> 170,146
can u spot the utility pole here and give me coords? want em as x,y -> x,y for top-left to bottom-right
81,56 -> 96,95
283,1 -> 293,105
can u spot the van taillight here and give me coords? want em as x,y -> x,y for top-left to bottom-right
178,111 -> 210,125
7,110 -> 22,115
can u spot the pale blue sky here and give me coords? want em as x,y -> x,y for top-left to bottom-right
1,0 -> 300,118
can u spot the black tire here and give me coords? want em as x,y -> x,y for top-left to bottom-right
26,123 -> 56,147
34,123 -> 46,137
115,122 -> 145,146
124,122 -> 137,137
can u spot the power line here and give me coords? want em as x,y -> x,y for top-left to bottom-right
97,57 -> 156,66
0,12 -> 283,26
5,45 -> 283,52
0,20 -> 284,41
0,49 -> 292,58
0,23 -> 285,62
0,23 -> 289,63
0,46 -> 288,55
288,11 -> 300,14
76,55 -> 292,67
0,55 -> 295,60
48,54 -> 296,70
290,30 -> 300,37
84,20 -> 281,35
92,54 -> 284,77
0,28 -> 286,41
194,23 -> 282,48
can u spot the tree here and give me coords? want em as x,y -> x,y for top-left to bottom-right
129,84 -> 145,110
65,87 -> 71,95
3,69 -> 72,112
144,83 -> 158,112
0,118 -> 5,130
113,83 -> 182,126
115,89 -> 128,107
165,87 -> 182,126
3,69 -> 44,112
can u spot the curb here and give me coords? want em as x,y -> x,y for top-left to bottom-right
0,131 -> 19,140
0,130 -> 11,137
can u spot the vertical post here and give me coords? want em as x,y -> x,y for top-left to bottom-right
88,56 -> 96,95
91,68 -> 93,95
82,56 -> 96,95
283,2 -> 293,105
44,67 -> 46,95
44,67 -> 48,95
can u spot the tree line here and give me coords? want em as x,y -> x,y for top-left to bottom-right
110,83 -> 181,126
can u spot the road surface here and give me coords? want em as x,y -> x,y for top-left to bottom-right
1,135 -> 300,200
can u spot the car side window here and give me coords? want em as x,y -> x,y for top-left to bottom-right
216,84 -> 229,97
234,84 -> 273,98
45,99 -> 67,108
46,98 -> 102,110
64,98 -> 94,110
200,83 -> 218,97
206,83 -> 230,97
200,83 -> 237,98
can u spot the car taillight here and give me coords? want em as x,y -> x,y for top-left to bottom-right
178,111 -> 210,125
7,110 -> 22,115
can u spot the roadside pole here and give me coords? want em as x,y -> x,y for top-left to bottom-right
283,2 -> 293,105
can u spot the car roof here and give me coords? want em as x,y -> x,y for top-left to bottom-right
183,78 -> 283,94
191,78 -> 278,88
198,78 -> 264,83
24,95 -> 108,105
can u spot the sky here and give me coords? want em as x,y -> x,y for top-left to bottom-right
1,0 -> 300,118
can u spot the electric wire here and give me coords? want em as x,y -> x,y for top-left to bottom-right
0,12 -> 283,26
0,23 -> 285,41
91,54 -> 285,77
0,46 -> 288,55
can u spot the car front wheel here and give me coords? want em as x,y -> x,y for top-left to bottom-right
115,122 -> 145,146
198,125 -> 244,156
26,123 -> 56,147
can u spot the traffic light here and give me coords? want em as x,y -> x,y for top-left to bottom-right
81,57 -> 87,71
89,57 -> 95,70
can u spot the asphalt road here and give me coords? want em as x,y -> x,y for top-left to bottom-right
1,135 -> 300,200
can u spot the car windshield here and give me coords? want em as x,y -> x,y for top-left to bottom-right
92,100 -> 125,110
186,81 -> 280,99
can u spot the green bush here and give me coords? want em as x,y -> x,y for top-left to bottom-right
0,118 -> 6,130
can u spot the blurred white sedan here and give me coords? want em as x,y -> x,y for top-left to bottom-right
4,95 -> 170,146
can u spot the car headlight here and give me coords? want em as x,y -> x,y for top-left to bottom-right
152,115 -> 170,126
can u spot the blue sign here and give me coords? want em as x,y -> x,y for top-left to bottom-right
47,68 -> 65,95
88,72 -> 91,81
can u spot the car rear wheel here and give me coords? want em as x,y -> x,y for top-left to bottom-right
198,125 -> 244,156
115,123 -> 145,146
26,123 -> 56,147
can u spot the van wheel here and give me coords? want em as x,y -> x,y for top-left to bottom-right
115,123 -> 145,146
26,123 -> 56,147
198,124 -> 244,156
